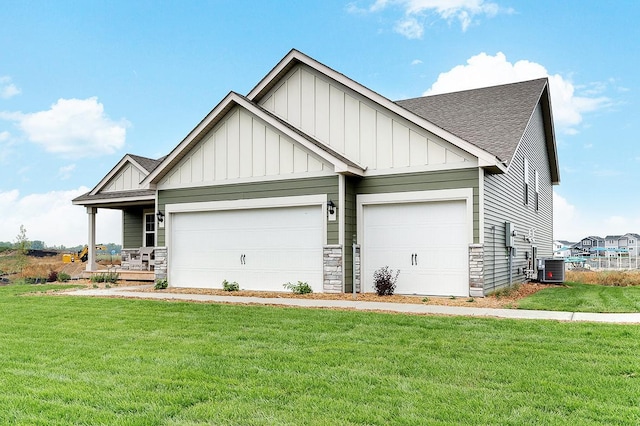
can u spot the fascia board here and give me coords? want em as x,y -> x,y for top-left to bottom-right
142,92 -> 239,186
72,194 -> 156,206
502,83 -> 560,184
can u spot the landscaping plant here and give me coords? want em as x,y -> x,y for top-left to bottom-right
154,278 -> 168,290
283,281 -> 313,294
90,272 -> 119,284
222,280 -> 239,291
373,266 -> 399,296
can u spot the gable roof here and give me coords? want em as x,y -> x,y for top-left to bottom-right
142,91 -> 366,186
128,154 -> 164,173
247,49 -> 506,172
71,153 -> 161,206
396,79 -> 560,184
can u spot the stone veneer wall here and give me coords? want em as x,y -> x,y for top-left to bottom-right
353,245 -> 361,293
120,249 -> 138,270
323,245 -> 343,293
154,247 -> 168,281
469,244 -> 484,297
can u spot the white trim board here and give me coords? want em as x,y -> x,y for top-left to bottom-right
356,188 -> 474,246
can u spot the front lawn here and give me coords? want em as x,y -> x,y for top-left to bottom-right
1,284 -> 640,424
518,281 -> 640,313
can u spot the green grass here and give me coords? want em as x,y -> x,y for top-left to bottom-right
519,282 -> 640,313
1,284 -> 640,424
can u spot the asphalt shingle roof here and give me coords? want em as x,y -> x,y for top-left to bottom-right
128,154 -> 164,173
396,78 -> 548,164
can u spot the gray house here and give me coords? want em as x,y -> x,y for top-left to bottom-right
73,49 -> 560,297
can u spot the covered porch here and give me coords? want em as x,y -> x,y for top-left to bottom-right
72,189 -> 166,282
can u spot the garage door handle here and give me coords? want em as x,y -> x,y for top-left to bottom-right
240,254 -> 246,265
415,253 -> 418,265
411,253 -> 415,265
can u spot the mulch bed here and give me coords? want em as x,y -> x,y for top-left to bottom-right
139,282 -> 555,309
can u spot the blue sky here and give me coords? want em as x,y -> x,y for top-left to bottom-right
0,0 -> 637,246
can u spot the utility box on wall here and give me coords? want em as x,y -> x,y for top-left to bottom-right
505,222 -> 514,248
537,258 -> 565,283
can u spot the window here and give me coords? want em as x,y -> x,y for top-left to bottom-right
583,240 -> 592,246
534,170 -> 539,211
523,158 -> 529,205
144,213 -> 155,247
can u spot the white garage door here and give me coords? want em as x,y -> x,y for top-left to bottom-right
170,205 -> 323,292
362,200 -> 469,296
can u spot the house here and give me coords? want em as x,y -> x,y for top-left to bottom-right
73,49 -> 560,297
553,240 -> 574,258
571,236 -> 605,257
619,233 -> 640,257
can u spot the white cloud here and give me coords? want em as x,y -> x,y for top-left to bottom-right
364,0 -> 509,36
423,52 -> 611,134
395,17 -> 424,39
411,59 -> 423,65
0,187 -> 121,247
0,97 -> 129,158
0,76 -> 20,99
58,164 -> 76,180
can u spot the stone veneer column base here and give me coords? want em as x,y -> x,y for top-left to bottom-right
323,245 -> 343,293
469,244 -> 485,297
154,247 -> 168,281
353,245 -> 361,293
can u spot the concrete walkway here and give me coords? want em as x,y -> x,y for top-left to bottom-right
64,285 -> 640,324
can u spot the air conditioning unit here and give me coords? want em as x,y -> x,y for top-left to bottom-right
537,258 -> 565,283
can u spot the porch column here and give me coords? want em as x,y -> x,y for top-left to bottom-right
86,207 -> 98,272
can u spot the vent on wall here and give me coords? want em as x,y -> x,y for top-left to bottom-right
537,259 -> 565,283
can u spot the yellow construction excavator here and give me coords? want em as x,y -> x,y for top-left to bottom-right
62,245 -> 107,263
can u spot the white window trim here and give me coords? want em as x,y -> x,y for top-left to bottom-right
143,211 -> 155,247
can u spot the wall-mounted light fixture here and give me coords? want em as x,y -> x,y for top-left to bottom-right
156,211 -> 165,223
327,200 -> 336,215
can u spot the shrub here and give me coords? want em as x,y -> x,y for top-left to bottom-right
47,271 -> 58,283
154,278 -> 168,290
90,272 -> 119,284
283,281 -> 313,294
57,272 -> 71,283
222,280 -> 239,291
373,266 -> 399,296
23,276 -> 48,284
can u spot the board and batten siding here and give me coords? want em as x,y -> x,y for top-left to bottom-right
258,64 -> 478,173
354,169 -> 481,243
158,106 -> 332,190
157,176 -> 339,247
483,103 -> 554,293
123,207 -> 144,249
102,163 -> 146,193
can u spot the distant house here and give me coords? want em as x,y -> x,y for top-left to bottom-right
604,235 -> 623,256
73,49 -> 560,297
571,236 -> 605,256
619,233 -> 640,256
553,240 -> 574,258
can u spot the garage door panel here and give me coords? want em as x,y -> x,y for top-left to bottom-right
363,200 -> 469,297
170,205 -> 323,292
